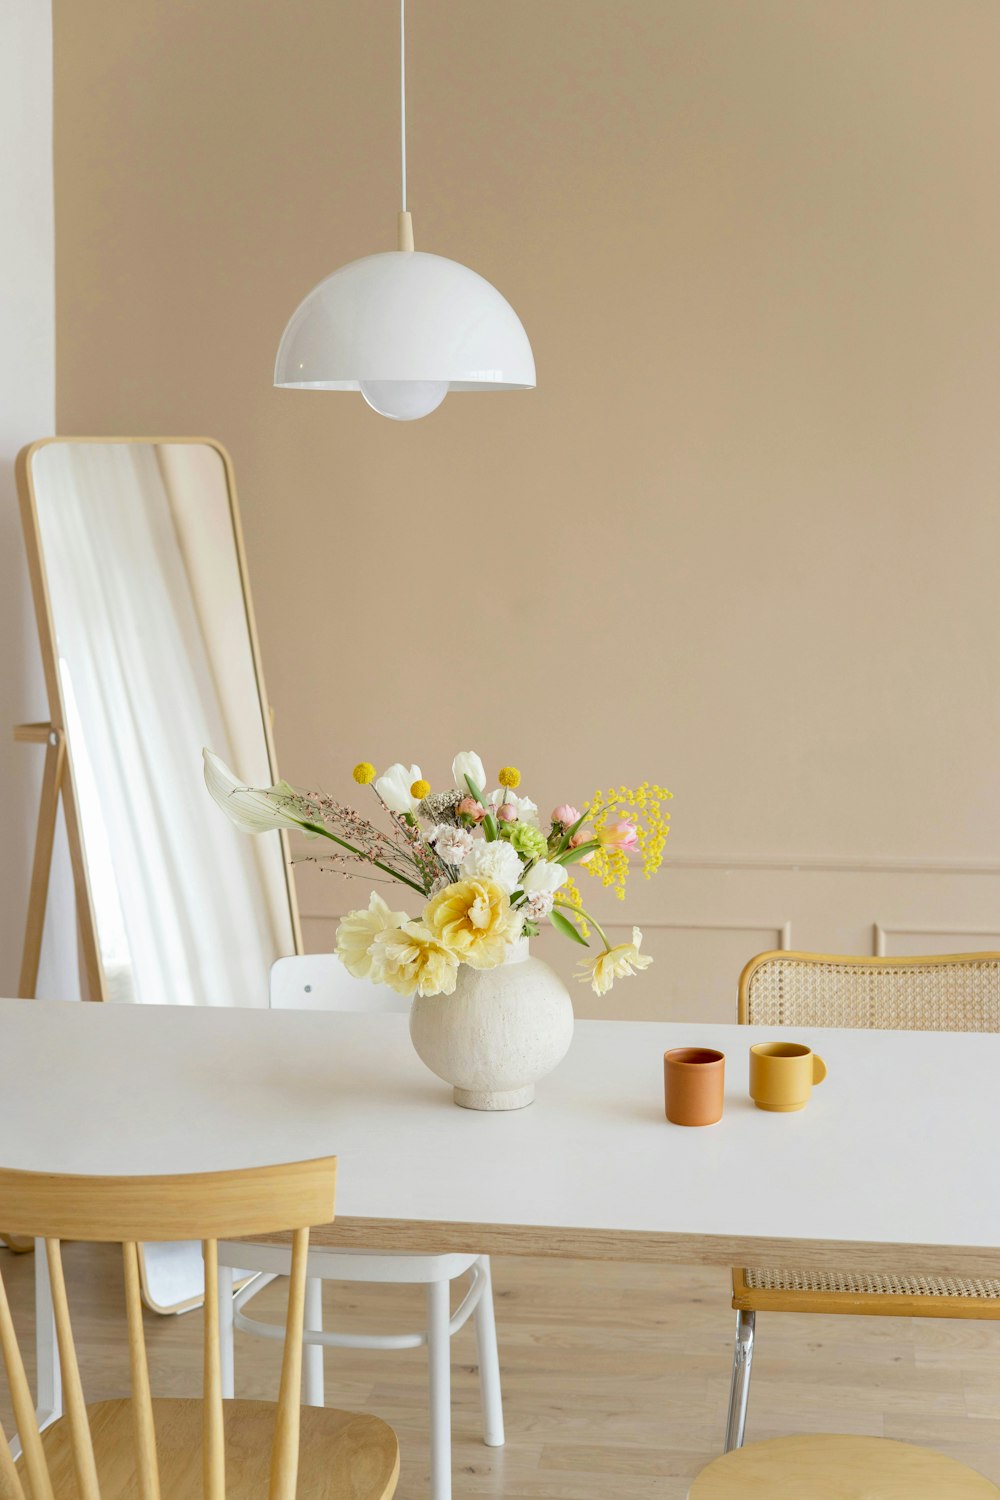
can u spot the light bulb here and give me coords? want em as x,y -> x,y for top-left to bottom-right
359,379 -> 449,421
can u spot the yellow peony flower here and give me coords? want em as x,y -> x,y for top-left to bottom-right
497,765 -> 521,789
352,762 -> 376,784
335,891 -> 409,979
424,878 -> 522,969
370,921 -> 459,998
410,778 -> 431,800
576,927 -> 653,996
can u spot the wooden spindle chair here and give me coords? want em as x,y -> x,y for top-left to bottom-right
0,1158 -> 399,1500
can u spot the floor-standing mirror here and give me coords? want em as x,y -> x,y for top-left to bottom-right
16,437 -> 301,1309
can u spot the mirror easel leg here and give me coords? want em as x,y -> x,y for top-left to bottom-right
2,728 -> 65,1254
16,725 -> 65,1000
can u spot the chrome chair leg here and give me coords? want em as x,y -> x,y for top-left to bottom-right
724,1309 -> 755,1452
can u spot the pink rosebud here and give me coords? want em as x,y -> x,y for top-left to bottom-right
569,827 -> 596,863
599,818 -> 640,855
496,802 -> 518,822
551,804 -> 580,827
457,796 -> 486,823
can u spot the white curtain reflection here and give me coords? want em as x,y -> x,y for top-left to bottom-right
33,442 -> 290,1005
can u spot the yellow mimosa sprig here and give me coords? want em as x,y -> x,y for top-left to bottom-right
581,782 -> 672,899
553,873 -> 590,940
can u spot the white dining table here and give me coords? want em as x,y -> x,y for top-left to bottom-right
3,995 -> 998,1276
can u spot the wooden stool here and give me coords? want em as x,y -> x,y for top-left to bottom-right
689,1434 -> 999,1498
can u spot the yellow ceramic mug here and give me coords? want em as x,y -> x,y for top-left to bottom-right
749,1042 -> 827,1112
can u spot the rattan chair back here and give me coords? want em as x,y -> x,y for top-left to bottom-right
739,950 -> 1000,1031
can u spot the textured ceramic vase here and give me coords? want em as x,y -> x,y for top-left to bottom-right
409,938 -> 574,1110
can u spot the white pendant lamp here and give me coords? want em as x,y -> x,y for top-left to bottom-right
274,1 -> 535,421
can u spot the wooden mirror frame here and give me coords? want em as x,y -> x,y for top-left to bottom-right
14,435 -> 303,1003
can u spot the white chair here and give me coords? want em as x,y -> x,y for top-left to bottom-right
217,954 -> 504,1500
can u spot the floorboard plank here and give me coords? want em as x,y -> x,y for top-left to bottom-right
2,1243 -> 998,1497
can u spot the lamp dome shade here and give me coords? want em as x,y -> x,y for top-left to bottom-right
274,250 -> 536,391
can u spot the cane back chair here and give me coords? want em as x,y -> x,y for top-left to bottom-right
0,1157 -> 399,1500
725,949 -> 1000,1454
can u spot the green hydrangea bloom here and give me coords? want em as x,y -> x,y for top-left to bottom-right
506,822 -> 547,861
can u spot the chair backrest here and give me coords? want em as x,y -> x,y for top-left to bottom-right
739,950 -> 1000,1031
270,954 -> 410,1015
0,1157 -> 337,1500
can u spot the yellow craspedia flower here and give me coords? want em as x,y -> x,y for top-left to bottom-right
498,766 -> 521,789
369,921 -> 459,998
352,762 -> 376,785
424,878 -> 522,969
410,778 -> 431,799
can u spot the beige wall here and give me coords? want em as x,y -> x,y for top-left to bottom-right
3,0 -> 80,1002
53,0 -> 1000,1014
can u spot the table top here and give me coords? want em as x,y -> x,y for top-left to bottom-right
2,997 -> 998,1275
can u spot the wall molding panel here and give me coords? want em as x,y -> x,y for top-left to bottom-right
873,923 -> 1000,959
669,854 -> 1000,877
298,907 -> 794,1024
299,912 -> 792,940
297,856 -> 1000,1024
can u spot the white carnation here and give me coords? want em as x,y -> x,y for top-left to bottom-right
524,891 -> 555,920
461,839 -> 524,895
521,858 -> 567,897
431,825 -> 475,865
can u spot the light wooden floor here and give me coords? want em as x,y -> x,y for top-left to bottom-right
3,1244 -> 999,1498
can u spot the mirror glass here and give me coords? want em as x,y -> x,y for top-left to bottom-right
28,439 -> 296,1004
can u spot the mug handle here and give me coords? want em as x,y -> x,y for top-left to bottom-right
812,1053 -> 827,1085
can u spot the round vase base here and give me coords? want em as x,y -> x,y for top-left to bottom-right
453,1084 -> 535,1112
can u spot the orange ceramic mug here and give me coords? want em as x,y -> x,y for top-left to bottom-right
749,1041 -> 827,1112
663,1048 -> 726,1126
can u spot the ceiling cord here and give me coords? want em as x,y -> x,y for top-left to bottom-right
400,0 -> 407,213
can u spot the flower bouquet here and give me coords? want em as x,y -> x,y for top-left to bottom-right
204,747 -> 671,998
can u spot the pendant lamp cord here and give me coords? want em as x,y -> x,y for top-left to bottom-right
396,0 -> 413,249
400,0 -> 407,213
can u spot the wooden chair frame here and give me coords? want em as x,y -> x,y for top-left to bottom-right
0,1159 -> 348,1500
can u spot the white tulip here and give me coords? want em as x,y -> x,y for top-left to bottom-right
375,762 -> 423,814
521,858 -> 567,897
203,749 -> 310,835
461,839 -> 525,895
452,750 -> 487,793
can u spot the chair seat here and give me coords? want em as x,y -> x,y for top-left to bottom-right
689,1434 -> 999,1498
21,1397 -> 399,1500
734,1264 -> 1000,1317
220,1239 -> 482,1284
